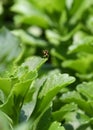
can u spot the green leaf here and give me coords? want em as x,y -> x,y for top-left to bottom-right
63,110 -> 93,130
76,73 -> 93,81
0,56 -> 47,123
0,71 -> 37,124
0,27 -> 22,75
0,78 -> 11,96
60,24 -> 82,41
22,76 -> 46,120
11,0 -> 52,28
48,121 -> 65,130
61,91 -> 93,116
0,27 -> 22,62
0,81 -> 31,123
31,0 -> 65,13
68,31 -> 93,54
35,107 -> 52,130
14,122 -> 30,130
77,82 -> 93,100
12,56 -> 47,81
21,56 -> 47,71
2,0 -> 93,129
62,53 -> 93,73
0,78 -> 12,103
51,48 -> 65,61
45,30 -> 61,46
0,1 -> 4,15
52,103 -> 77,121
86,14 -> 93,33
69,0 -> 93,24
12,29 -> 47,47
0,110 -> 13,130
36,72 -> 75,115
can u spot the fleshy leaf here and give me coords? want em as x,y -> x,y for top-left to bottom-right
69,0 -> 93,24
14,122 -> 30,130
0,27 -> 22,75
45,30 -> 61,46
0,110 -> 13,130
22,76 -> 46,120
35,71 -> 75,115
31,0 -> 65,13
62,54 -> 93,73
52,103 -> 77,121
13,56 -> 47,81
11,0 -> 52,28
61,91 -> 93,116
48,121 -> 65,130
21,56 -> 47,71
0,78 -> 12,103
33,107 -> 52,130
68,35 -> 93,54
0,71 -> 37,124
12,29 -> 47,47
77,82 -> 93,100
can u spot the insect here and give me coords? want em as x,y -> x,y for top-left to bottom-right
42,50 -> 49,58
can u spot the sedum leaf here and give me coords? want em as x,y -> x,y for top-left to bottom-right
34,107 -> 52,130
0,78 -> 12,103
68,31 -> 93,54
0,110 -> 13,130
0,78 -> 11,97
45,30 -> 61,46
31,0 -> 65,13
0,56 -> 47,124
62,53 -> 93,74
0,27 -> 22,75
52,103 -> 77,121
12,29 -> 47,47
48,121 -> 65,130
13,56 -> 47,81
21,56 -> 47,71
61,91 -> 93,116
22,76 -> 46,120
0,79 -> 34,124
35,71 -> 75,116
11,0 -> 52,28
14,122 -> 30,130
77,82 -> 93,100
69,0 -> 93,24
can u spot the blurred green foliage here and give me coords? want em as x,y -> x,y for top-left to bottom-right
1,0 -> 93,130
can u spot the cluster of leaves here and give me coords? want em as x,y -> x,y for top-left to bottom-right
1,0 -> 93,130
